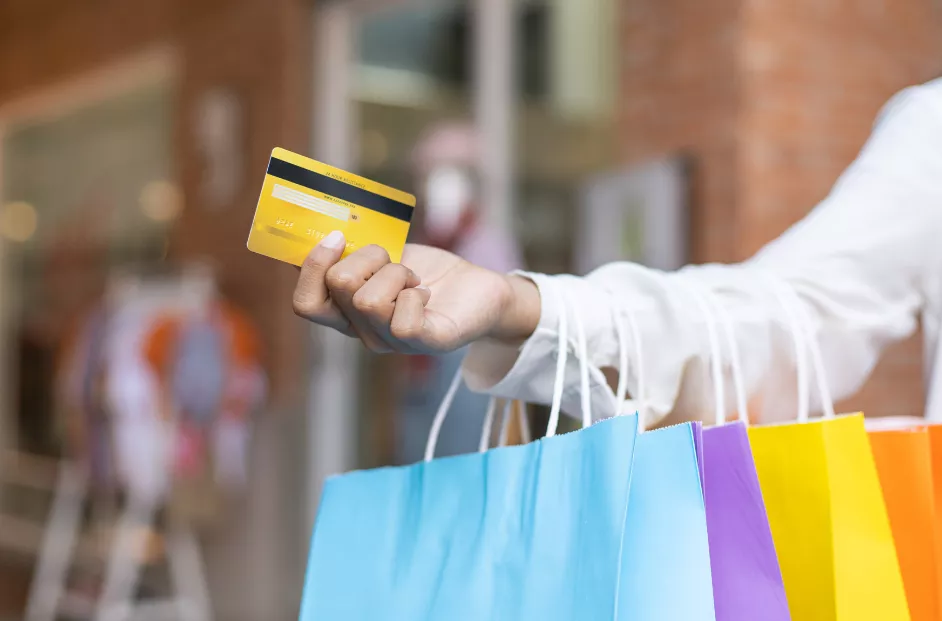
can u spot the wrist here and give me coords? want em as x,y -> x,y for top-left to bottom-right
488,274 -> 541,345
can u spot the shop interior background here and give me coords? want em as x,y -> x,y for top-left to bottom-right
0,0 -> 940,619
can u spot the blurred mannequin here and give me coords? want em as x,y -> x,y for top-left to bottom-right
395,122 -> 523,463
410,122 -> 523,273
143,265 -> 266,498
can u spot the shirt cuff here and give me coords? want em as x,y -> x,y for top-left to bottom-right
462,271 -> 618,421
462,271 -> 557,394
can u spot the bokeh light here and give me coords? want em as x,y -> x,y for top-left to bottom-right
139,180 -> 183,223
0,201 -> 39,242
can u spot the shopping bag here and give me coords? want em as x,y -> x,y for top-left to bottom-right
301,414 -> 638,620
867,422 -> 942,621
300,287 -> 644,620
931,427 -> 942,600
677,275 -> 790,621
703,421 -> 790,620
750,414 -> 908,620
931,425 -> 942,490
617,421 -> 716,621
584,277 -> 716,620
749,274 -> 910,621
744,274 -> 908,621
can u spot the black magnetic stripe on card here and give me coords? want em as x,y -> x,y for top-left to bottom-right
266,158 -> 413,223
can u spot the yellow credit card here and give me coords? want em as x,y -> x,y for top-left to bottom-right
247,147 -> 415,266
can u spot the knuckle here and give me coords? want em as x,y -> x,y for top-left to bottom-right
292,293 -> 322,319
364,244 -> 391,263
352,290 -> 385,314
325,267 -> 357,292
375,262 -> 408,285
390,320 -> 422,341
387,263 -> 411,281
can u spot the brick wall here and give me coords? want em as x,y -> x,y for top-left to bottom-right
620,0 -> 942,417
620,0 -> 743,264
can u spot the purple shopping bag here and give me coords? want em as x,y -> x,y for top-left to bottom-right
702,421 -> 790,621
670,276 -> 790,621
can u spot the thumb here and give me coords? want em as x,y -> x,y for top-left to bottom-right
293,231 -> 349,330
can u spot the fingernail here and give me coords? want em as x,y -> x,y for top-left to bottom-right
319,230 -> 345,250
416,285 -> 430,293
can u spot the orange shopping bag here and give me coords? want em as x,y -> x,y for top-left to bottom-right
867,421 -> 941,621
931,426 -> 942,601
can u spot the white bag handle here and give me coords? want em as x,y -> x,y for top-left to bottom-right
546,277 -> 595,436
611,294 -> 647,429
575,291 -> 593,430
683,276 -> 750,425
543,279 -> 573,440
703,288 -> 749,425
671,276 -> 726,427
477,398 -> 531,453
749,268 -> 835,421
426,278 -> 585,461
477,397 -> 501,454
424,370 -> 466,462
768,275 -> 836,419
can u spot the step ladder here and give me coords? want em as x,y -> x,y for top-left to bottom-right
1,453 -> 212,621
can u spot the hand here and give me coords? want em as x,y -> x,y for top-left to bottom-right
292,231 -> 540,354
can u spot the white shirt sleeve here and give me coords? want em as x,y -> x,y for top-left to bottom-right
462,80 -> 942,428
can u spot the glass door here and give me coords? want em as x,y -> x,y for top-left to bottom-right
307,0 -> 492,522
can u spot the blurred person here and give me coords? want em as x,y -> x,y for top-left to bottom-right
409,122 -> 524,273
293,79 -> 942,430
394,122 -> 523,462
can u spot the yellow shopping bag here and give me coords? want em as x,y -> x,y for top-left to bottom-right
746,276 -> 908,621
750,414 -> 908,620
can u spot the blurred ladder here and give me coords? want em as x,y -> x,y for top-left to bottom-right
15,457 -> 212,621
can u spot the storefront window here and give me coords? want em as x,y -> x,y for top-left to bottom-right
0,83 -> 175,455
516,0 -> 618,274
358,1 -> 468,96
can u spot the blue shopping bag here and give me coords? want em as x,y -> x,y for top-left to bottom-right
617,421 -> 716,621
300,281 -> 717,620
300,411 -> 639,620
